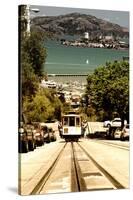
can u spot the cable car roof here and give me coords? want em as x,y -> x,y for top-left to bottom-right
62,114 -> 81,117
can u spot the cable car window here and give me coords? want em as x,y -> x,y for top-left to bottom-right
63,117 -> 69,126
76,117 -> 80,126
69,117 -> 75,126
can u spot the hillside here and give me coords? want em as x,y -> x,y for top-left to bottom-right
31,12 -> 129,37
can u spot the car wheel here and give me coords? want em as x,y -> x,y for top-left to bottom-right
28,141 -> 34,151
34,142 -> 36,149
121,136 -> 125,141
19,142 -> 23,153
24,141 -> 28,153
120,133 -> 125,141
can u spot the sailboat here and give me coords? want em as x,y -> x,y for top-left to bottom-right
86,59 -> 89,64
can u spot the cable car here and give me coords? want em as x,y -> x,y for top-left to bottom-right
61,113 -> 82,141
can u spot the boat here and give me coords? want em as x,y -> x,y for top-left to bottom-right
86,59 -> 89,64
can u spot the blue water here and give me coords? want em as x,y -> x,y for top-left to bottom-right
44,40 -> 129,74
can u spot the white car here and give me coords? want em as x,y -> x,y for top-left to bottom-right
103,118 -> 121,128
114,128 -> 122,139
120,124 -> 129,141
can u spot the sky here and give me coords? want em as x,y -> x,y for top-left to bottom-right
30,5 -> 129,28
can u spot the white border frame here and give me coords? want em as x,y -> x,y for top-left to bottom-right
0,1 -> 132,200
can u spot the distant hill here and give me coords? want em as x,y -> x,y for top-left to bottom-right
31,12 -> 129,38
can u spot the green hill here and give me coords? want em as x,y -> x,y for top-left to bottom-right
31,12 -> 129,38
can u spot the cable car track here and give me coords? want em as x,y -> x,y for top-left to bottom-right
71,142 -> 87,192
29,140 -> 125,195
30,142 -> 67,195
76,142 -> 125,190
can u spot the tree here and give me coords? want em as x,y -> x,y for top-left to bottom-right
23,89 -> 63,123
86,60 -> 129,126
19,7 -> 63,123
22,31 -> 47,78
21,61 -> 39,97
23,90 -> 54,122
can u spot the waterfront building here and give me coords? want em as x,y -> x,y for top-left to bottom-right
84,32 -> 89,40
104,35 -> 114,41
40,80 -> 57,89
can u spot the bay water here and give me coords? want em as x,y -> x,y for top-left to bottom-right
44,39 -> 129,75
43,39 -> 129,83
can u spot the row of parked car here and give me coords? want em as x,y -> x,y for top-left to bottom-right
103,118 -> 129,140
18,122 -> 57,153
113,124 -> 129,141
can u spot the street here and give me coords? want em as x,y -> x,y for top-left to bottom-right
19,135 -> 129,195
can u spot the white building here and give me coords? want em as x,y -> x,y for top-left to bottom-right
104,35 -> 114,41
84,32 -> 89,40
40,80 -> 57,89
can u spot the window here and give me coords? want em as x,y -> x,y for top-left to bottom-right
76,117 -> 80,126
69,117 -> 75,126
63,117 -> 69,126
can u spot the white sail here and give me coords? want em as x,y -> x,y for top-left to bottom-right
86,59 -> 89,64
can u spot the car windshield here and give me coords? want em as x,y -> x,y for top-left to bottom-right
113,119 -> 121,122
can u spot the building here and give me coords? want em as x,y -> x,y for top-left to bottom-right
84,32 -> 89,40
40,80 -> 57,89
104,35 -> 114,41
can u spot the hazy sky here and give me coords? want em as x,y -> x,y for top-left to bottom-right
30,5 -> 129,28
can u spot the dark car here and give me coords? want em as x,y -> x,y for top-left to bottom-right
19,124 -> 28,153
43,125 -> 51,143
49,127 -> 57,142
26,124 -> 36,151
19,113 -> 29,153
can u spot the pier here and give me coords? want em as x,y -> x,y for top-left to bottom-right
48,74 -> 88,77
48,74 -> 88,84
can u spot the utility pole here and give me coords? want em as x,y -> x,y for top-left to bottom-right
25,5 -> 30,36
19,4 -> 39,37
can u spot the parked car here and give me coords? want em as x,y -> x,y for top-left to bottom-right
19,113 -> 29,153
44,119 -> 58,132
33,123 -> 44,146
34,132 -> 44,146
120,124 -> 130,141
49,127 -> 57,142
43,125 -> 51,143
26,124 -> 36,151
18,122 -> 28,153
103,118 -> 122,128
114,127 -> 122,139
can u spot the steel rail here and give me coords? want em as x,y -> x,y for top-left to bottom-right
30,143 -> 67,195
71,142 -> 87,192
78,142 -> 125,189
